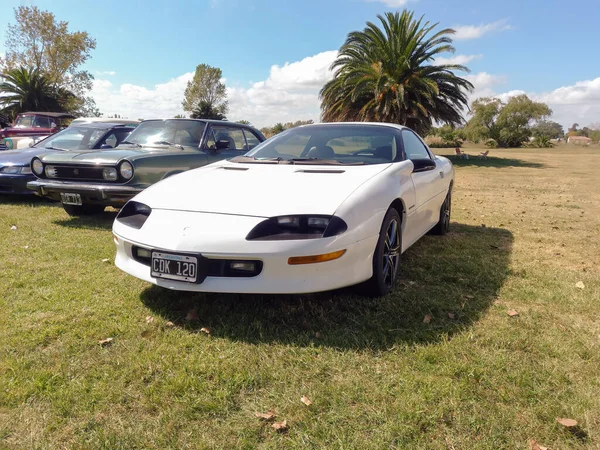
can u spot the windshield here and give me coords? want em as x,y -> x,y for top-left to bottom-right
243,125 -> 399,165
124,120 -> 206,148
33,126 -> 130,150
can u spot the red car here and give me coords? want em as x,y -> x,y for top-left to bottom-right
0,111 -> 74,145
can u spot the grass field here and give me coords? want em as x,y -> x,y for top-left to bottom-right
1,145 -> 599,449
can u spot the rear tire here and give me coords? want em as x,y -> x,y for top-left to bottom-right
363,208 -> 402,297
62,204 -> 105,216
430,188 -> 452,236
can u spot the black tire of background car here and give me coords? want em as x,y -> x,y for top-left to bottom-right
430,188 -> 452,236
362,207 -> 402,297
62,204 -> 106,216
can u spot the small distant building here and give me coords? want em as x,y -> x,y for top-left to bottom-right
567,136 -> 592,145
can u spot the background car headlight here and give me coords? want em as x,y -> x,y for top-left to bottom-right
102,167 -> 118,181
45,165 -> 58,178
119,161 -> 133,180
246,215 -> 347,240
0,166 -> 22,174
32,158 -> 44,175
21,166 -> 33,174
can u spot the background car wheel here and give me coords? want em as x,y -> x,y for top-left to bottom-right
430,188 -> 452,236
363,207 -> 402,297
62,204 -> 106,216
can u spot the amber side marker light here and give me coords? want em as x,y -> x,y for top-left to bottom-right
288,249 -> 346,265
112,234 -> 119,245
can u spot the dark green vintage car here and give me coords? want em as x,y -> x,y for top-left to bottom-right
27,119 -> 266,215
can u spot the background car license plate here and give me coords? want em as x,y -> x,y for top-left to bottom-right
60,192 -> 82,205
151,251 -> 198,283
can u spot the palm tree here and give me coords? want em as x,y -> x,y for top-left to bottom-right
320,11 -> 474,134
0,67 -> 74,119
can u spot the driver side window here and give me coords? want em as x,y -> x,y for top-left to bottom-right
402,130 -> 431,160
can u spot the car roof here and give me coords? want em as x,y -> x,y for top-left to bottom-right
69,122 -> 138,130
294,122 -> 409,131
141,118 -> 258,128
19,111 -> 76,118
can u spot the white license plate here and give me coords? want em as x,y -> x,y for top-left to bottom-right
151,251 -> 198,283
60,192 -> 82,205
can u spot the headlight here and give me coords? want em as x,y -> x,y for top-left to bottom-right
102,167 -> 118,181
32,158 -> 44,176
119,161 -> 133,180
21,166 -> 33,174
45,165 -> 58,178
0,166 -> 22,174
116,201 -> 152,229
246,215 -> 347,240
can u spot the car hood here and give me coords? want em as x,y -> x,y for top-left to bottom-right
0,148 -> 59,166
134,160 -> 391,217
38,144 -> 185,164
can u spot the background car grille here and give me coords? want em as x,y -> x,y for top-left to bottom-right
53,165 -> 105,180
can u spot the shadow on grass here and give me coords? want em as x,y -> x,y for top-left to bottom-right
449,156 -> 545,168
53,210 -> 118,230
0,194 -> 58,207
141,223 -> 513,350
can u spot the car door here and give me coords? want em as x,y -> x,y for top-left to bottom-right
202,125 -> 254,162
402,129 -> 445,234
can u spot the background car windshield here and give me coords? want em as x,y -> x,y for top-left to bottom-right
125,120 -> 206,147
245,125 -> 399,165
34,126 -> 120,150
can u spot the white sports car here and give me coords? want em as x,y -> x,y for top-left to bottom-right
112,123 -> 454,297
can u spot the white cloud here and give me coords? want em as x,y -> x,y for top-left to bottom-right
95,70 -> 116,76
465,72 -> 508,99
453,20 -> 511,40
435,54 -> 482,66
365,0 -> 416,6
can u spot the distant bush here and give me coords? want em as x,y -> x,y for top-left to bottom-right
528,136 -> 554,148
484,138 -> 498,149
424,135 -> 461,148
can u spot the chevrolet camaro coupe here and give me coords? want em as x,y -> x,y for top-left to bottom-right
0,121 -> 138,195
27,119 -> 265,216
112,123 -> 454,297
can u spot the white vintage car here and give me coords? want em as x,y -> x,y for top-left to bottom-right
112,123 -> 454,297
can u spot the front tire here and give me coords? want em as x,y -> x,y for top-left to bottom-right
430,188 -> 452,235
363,208 -> 402,297
62,204 -> 106,216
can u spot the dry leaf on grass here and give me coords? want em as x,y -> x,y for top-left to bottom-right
529,439 -> 548,450
464,294 -> 475,299
145,316 -> 154,324
423,315 -> 432,324
200,327 -> 211,335
185,308 -> 199,321
575,281 -> 585,290
98,337 -> 113,346
301,396 -> 312,406
101,258 -> 110,263
271,420 -> 288,431
166,321 -> 175,327
255,411 -> 276,421
24,245 -> 29,249
448,313 -> 456,320
10,225 -> 17,230
507,310 -> 519,317
556,417 -> 578,427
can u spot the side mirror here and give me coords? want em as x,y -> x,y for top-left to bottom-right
100,144 -> 113,149
215,139 -> 230,150
412,158 -> 436,173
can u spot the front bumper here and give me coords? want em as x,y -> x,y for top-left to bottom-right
112,209 -> 377,294
27,179 -> 143,206
0,174 -> 35,195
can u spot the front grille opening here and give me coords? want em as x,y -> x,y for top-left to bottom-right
131,246 -> 263,278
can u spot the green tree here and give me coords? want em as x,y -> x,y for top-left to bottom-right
173,114 -> 186,118
236,119 -> 251,125
320,11 -> 473,134
182,64 -> 228,117
190,100 -> 226,120
465,95 -> 551,147
0,67 -> 74,118
531,120 -> 564,139
1,6 -> 98,116
271,123 -> 285,135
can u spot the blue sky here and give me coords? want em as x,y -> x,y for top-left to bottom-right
1,0 -> 598,128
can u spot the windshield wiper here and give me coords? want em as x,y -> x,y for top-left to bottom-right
120,140 -> 142,147
153,141 -> 184,150
288,158 -> 365,166
230,156 -> 281,164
